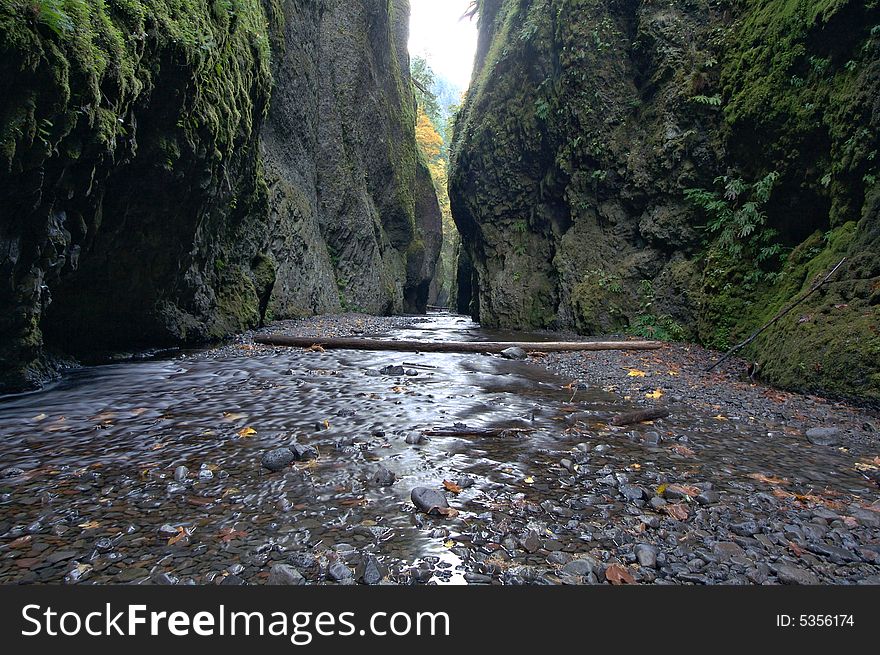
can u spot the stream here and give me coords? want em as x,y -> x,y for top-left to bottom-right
0,313 -> 877,585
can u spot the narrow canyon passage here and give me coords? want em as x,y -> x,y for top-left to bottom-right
0,313 -> 876,585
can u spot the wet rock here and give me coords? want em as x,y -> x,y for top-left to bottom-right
328,561 -> 354,582
220,575 -> 245,585
805,427 -> 840,446
292,443 -> 318,461
1,467 -> 25,478
158,524 -> 181,538
380,365 -> 405,376
561,557 -> 603,579
151,572 -> 179,585
262,448 -> 296,472
730,521 -> 759,537
94,537 -> 113,553
356,554 -> 387,585
620,484 -> 645,501
520,530 -> 541,553
648,496 -> 667,511
849,508 -> 880,528
405,432 -> 426,445
173,466 -> 189,482
806,543 -> 858,563
370,466 -> 397,487
410,487 -> 449,515
288,553 -> 320,581
268,564 -> 306,585
634,544 -> 658,568
198,469 -> 214,481
405,369 -> 419,377
696,490 -> 720,505
773,563 -> 819,585
337,408 -> 356,417
713,542 -> 745,561
500,347 -> 527,360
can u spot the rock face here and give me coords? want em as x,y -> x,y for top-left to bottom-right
0,0 -> 440,392
449,0 -> 880,402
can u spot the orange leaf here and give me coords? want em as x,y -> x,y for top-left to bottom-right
788,541 -> 804,557
605,563 -> 636,585
666,483 -> 700,497
442,480 -> 463,494
237,427 -> 257,437
167,527 -> 190,546
218,527 -> 247,543
435,507 -> 460,519
670,444 -> 696,457
749,473 -> 788,486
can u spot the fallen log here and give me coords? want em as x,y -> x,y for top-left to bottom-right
611,407 -> 671,427
253,335 -> 661,353
422,427 -> 534,437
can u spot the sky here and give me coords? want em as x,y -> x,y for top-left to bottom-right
408,0 -> 479,90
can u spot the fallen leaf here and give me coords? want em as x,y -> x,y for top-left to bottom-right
307,344 -> 325,353
435,507 -> 460,519
605,563 -> 636,585
664,504 -> 689,521
670,444 -> 696,457
749,473 -> 788,485
222,412 -> 245,421
77,520 -> 101,530
443,480 -> 463,494
645,389 -> 663,400
627,369 -> 647,378
237,427 -> 257,437
444,539 -> 455,548
31,413 -> 48,421
152,442 -> 167,451
655,483 -> 668,496
666,483 -> 700,497
167,527 -> 191,546
788,541 -> 805,557
523,476 -> 535,485
218,527 -> 247,543
712,415 -> 728,421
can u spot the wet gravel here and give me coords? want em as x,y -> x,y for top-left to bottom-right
0,313 -> 877,586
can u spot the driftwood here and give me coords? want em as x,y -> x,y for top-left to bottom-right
611,407 -> 671,427
254,335 -> 661,353
706,257 -> 847,373
422,426 -> 534,437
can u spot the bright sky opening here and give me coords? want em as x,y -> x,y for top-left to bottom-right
408,0 -> 479,90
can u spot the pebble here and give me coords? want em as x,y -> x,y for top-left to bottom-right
268,564 -> 306,585
328,561 -> 354,582
173,466 -> 189,482
773,562 -> 820,585
370,466 -> 397,487
634,544 -> 658,568
405,433 -> 426,445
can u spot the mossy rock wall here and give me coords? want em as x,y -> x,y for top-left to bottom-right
0,0 -> 441,392
449,0 -> 880,402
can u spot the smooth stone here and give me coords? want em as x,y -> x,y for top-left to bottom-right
410,487 -> 449,515
730,520 -> 759,537
262,448 -> 296,472
500,347 -> 527,360
370,466 -> 397,487
696,490 -> 720,505
174,466 -> 189,482
773,563 -> 820,585
267,564 -> 306,585
356,554 -> 386,585
292,443 -> 318,461
405,433 -> 426,445
634,544 -> 658,568
380,365 -> 405,376
805,427 -> 840,446
328,561 -> 354,582
620,484 -> 645,501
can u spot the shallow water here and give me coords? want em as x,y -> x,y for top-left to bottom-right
0,313 -> 876,585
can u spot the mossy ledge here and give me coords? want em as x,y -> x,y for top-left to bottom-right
0,0 -> 441,392
450,0 -> 880,403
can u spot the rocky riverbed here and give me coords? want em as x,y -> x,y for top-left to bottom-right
0,313 -> 877,585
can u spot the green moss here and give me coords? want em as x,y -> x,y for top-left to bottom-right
0,0 -> 272,172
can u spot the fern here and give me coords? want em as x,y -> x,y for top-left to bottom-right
685,171 -> 786,273
691,94 -> 722,106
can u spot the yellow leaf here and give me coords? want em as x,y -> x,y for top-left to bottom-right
444,539 -> 455,548
627,369 -> 647,377
524,476 -> 535,484
77,521 -> 100,530
237,427 -> 257,437
656,483 -> 668,496
645,389 -> 663,400
712,415 -> 728,421
667,370 -> 679,376
152,442 -> 166,450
